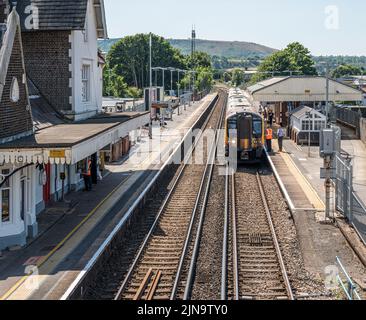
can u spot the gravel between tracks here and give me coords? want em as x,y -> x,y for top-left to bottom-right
190,166 -> 226,300
260,167 -> 333,300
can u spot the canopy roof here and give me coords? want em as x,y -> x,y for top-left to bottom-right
248,76 -> 363,102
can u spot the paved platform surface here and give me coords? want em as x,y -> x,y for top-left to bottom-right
269,138 -> 366,291
0,94 -> 217,300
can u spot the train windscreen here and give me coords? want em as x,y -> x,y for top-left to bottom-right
253,120 -> 262,137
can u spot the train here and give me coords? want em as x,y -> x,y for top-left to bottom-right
224,88 -> 265,162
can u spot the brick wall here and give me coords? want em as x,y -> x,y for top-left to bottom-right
361,118 -> 366,145
0,1 -> 9,23
22,31 -> 72,113
0,28 -> 33,141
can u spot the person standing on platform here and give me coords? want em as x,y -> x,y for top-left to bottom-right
268,109 -> 274,127
82,159 -> 93,191
263,107 -> 268,122
277,123 -> 285,152
265,126 -> 273,153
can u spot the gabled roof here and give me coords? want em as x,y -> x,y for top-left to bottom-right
248,76 -> 363,102
247,77 -> 289,94
290,106 -> 326,120
14,0 -> 107,38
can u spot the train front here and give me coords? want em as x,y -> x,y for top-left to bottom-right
225,90 -> 265,163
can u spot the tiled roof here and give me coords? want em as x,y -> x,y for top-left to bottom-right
15,0 -> 88,31
28,78 -> 66,131
247,77 -> 289,94
290,106 -> 325,119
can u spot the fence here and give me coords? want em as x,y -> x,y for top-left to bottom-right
361,118 -> 366,145
335,155 -> 366,244
336,108 -> 361,137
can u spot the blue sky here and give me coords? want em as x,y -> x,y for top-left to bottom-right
104,0 -> 365,56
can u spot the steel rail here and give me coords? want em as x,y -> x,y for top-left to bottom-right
114,90 -> 224,301
231,173 -> 240,300
182,93 -> 227,300
170,90 -> 227,300
220,165 -> 229,300
256,172 -> 295,300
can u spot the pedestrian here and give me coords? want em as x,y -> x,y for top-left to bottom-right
268,109 -> 274,127
259,104 -> 263,116
265,125 -> 273,153
263,107 -> 267,121
82,159 -> 92,191
277,123 -> 285,152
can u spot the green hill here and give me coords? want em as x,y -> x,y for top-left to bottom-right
98,38 -> 276,59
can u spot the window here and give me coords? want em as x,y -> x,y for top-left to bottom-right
82,65 -> 90,102
302,120 -> 313,131
1,169 -> 11,223
314,120 -> 326,131
253,120 -> 262,137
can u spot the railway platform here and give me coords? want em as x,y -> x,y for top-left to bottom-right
268,138 -> 366,291
0,94 -> 218,300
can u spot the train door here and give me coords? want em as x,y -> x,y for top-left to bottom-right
237,114 -> 252,151
43,163 -> 51,204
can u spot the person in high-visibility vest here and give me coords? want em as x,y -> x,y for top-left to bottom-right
265,126 -> 273,153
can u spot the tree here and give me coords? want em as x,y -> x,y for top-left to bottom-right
331,64 -> 364,79
103,64 -> 128,97
231,69 -> 245,87
222,71 -> 232,83
186,51 -> 212,69
195,66 -> 214,91
126,87 -> 142,99
251,42 -> 317,84
108,34 -> 186,90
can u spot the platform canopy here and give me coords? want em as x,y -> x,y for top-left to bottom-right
0,112 -> 149,165
248,76 -> 363,103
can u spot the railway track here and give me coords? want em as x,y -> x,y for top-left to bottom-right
224,166 -> 294,300
114,90 -> 227,300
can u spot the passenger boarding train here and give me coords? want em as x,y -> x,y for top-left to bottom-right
224,88 -> 265,162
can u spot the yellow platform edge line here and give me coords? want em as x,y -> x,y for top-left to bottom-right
280,147 -> 325,210
0,177 -> 127,301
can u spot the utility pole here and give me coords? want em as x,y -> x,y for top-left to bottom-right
170,68 -> 173,95
191,26 -> 196,56
326,67 -> 330,128
162,68 -> 165,101
191,27 -> 196,102
149,33 -> 152,139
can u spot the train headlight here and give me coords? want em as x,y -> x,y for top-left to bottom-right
231,139 -> 237,145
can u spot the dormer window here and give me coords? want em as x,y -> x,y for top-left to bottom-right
10,77 -> 20,103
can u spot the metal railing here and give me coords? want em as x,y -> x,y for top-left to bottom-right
336,108 -> 361,136
335,257 -> 361,300
335,155 -> 366,244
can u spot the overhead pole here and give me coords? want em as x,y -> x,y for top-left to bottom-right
149,33 -> 152,139
191,26 -> 196,102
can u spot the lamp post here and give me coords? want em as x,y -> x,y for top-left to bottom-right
149,33 -> 152,139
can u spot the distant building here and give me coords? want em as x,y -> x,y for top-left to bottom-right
289,106 -> 327,145
248,76 -> 363,126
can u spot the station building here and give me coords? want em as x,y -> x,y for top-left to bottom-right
0,0 -> 149,250
247,76 -> 364,127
